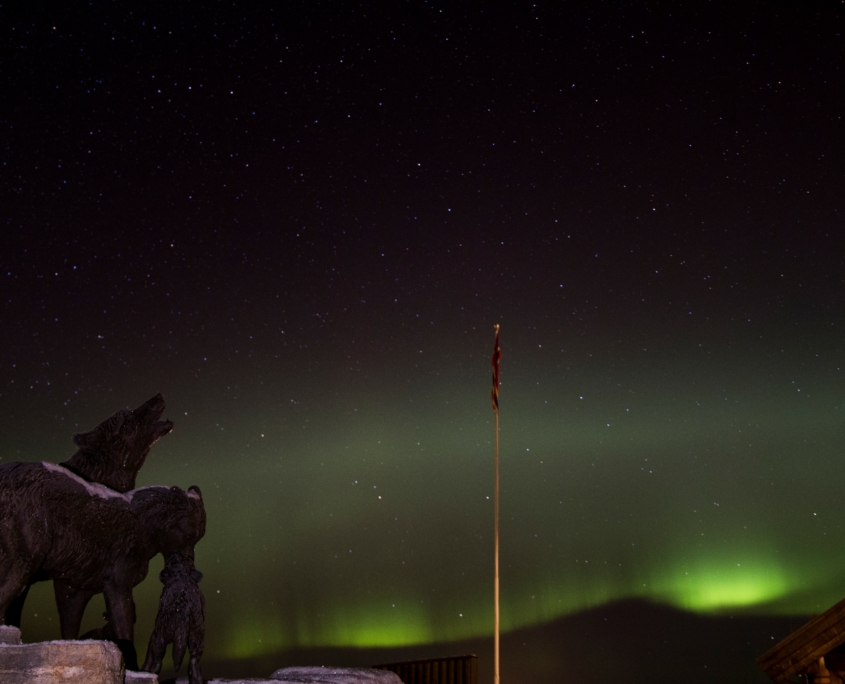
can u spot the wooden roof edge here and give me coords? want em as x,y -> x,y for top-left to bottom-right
759,621 -> 845,670
757,632 -> 845,682
758,650 -> 827,681
758,599 -> 845,665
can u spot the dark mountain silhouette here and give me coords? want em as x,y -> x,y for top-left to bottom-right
198,599 -> 812,684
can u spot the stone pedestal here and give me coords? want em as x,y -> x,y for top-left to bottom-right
271,667 -> 403,683
0,625 -> 22,645
0,630 -> 398,684
0,632 -> 124,684
168,666 -> 402,684
165,666 -> 407,684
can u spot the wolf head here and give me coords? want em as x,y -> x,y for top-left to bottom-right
131,485 -> 206,559
60,394 -> 174,493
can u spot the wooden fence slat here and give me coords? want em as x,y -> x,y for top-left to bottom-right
374,654 -> 478,684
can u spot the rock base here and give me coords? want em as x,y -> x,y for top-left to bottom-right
0,625 -> 22,645
0,628 -> 398,684
272,667 -> 402,683
167,666 -> 402,684
0,629 -> 125,684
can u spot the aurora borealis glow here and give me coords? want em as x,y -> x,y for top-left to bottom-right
2,2 -> 843,681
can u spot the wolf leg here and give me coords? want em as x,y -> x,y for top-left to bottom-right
103,587 -> 138,670
4,583 -> 31,627
141,629 -> 166,675
53,581 -> 95,639
187,620 -> 204,684
188,651 -> 203,684
0,566 -> 34,628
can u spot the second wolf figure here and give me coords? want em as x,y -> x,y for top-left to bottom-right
143,552 -> 206,684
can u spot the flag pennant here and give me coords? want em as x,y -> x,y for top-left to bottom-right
491,324 -> 501,415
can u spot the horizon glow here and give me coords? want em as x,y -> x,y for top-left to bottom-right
14,343 -> 843,658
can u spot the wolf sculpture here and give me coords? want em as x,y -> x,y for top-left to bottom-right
60,393 -> 174,493
142,553 -> 206,684
0,394 -> 174,630
0,463 -> 205,670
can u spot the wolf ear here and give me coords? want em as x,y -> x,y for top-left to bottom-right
73,410 -> 127,449
98,410 -> 128,434
187,485 -> 202,500
72,430 -> 100,448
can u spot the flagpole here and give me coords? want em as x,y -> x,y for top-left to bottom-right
491,324 -> 502,684
494,406 -> 500,684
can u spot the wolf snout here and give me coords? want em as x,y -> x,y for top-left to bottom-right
134,394 -> 167,422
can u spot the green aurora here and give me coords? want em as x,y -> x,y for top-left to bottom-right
2,4 -> 843,675
9,326 -> 843,660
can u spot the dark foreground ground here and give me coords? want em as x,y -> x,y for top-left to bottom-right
196,600 -> 809,684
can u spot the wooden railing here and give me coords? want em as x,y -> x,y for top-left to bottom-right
373,654 -> 478,684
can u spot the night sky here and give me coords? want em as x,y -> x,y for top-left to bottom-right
2,2 -> 844,681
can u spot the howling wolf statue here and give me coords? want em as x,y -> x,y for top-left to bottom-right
60,393 -> 174,493
0,394 -> 200,670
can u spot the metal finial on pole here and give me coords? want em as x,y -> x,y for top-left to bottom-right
491,324 -> 502,684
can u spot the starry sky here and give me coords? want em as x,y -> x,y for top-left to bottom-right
2,1 -> 844,680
